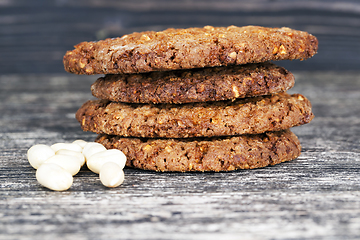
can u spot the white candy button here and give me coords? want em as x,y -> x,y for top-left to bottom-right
27,144 -> 55,169
36,163 -> 73,191
45,154 -> 81,176
28,140 -> 128,191
72,139 -> 88,149
100,162 -> 125,188
51,143 -> 82,153
55,149 -> 86,167
87,149 -> 126,174
82,142 -> 107,161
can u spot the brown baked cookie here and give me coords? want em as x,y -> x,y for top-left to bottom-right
64,25 -> 318,75
91,62 -> 294,104
96,129 -> 301,172
76,93 -> 314,138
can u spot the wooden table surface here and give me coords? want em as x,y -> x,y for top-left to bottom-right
1,1 -> 360,239
1,71 -> 360,240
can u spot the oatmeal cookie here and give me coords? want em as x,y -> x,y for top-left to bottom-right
76,93 -> 314,138
64,25 -> 318,75
91,62 -> 294,104
96,129 -> 301,172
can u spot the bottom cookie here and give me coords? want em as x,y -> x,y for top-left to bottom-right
96,130 -> 301,172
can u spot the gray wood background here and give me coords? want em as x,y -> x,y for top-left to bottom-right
1,0 -> 360,239
1,0 -> 360,73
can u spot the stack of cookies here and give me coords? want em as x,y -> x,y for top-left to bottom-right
64,25 -> 318,172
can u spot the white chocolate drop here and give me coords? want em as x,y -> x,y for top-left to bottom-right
72,139 -> 88,149
100,162 -> 125,188
55,149 -> 86,167
82,142 -> 107,161
27,144 -> 55,169
36,163 -> 73,191
51,143 -> 82,153
45,154 -> 81,176
87,149 -> 126,174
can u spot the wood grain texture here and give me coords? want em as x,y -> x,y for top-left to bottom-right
0,71 -> 360,239
0,0 -> 360,73
1,1 -> 360,238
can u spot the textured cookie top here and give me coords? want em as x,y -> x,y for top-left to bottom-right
64,25 -> 318,75
96,129 -> 301,172
76,93 -> 314,138
91,62 -> 294,104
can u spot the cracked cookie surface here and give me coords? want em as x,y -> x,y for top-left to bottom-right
91,62 -> 294,104
64,25 -> 318,75
96,129 -> 301,172
76,93 -> 314,138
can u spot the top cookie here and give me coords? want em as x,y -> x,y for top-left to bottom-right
63,25 -> 318,75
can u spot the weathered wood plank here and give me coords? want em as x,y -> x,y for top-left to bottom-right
0,72 -> 359,239
1,0 -> 360,73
